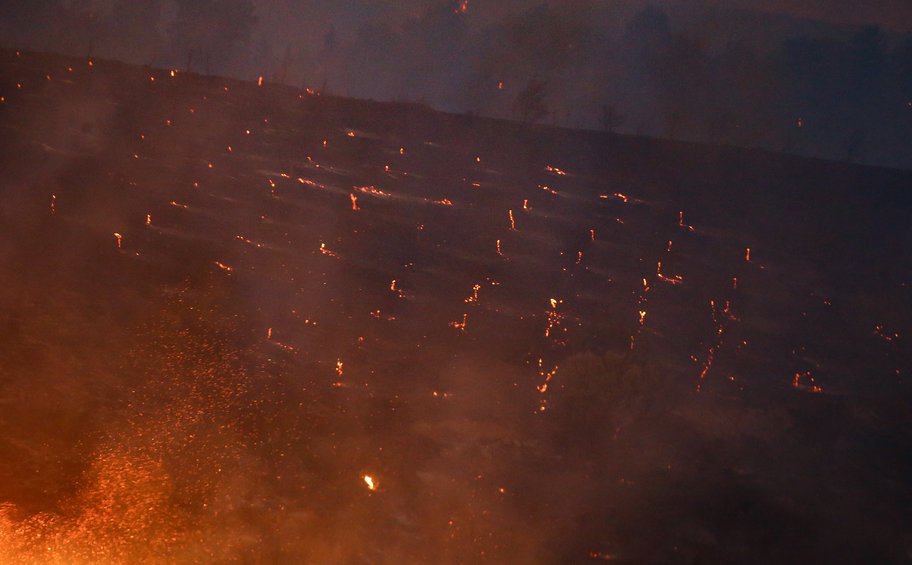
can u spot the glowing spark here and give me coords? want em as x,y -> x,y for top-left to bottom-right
508,210 -> 516,231
49,194 -> 56,215
257,76 -> 264,87
745,247 -> 751,262
336,359 -> 344,377
496,239 -> 503,256
363,475 -> 377,491
639,310 -> 647,326
113,232 -> 123,249
145,214 -> 151,226
350,193 -> 359,211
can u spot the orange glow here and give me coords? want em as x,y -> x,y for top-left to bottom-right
113,232 -> 123,249
214,261 -> 233,272
350,193 -> 359,211
508,210 -> 516,231
363,475 -> 377,491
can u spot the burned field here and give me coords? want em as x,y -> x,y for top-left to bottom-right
0,50 -> 910,563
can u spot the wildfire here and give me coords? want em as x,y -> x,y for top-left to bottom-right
874,325 -> 900,342
450,314 -> 468,333
545,298 -> 567,343
678,211 -> 695,232
464,284 -> 481,303
355,185 -> 390,198
545,165 -> 567,176
793,371 -> 823,393
656,261 -> 684,285
319,243 -> 337,258
696,300 -> 726,391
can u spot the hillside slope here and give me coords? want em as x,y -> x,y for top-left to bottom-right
0,50 -> 910,563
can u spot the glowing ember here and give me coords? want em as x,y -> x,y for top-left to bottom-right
363,475 -> 378,491
450,313 -> 468,333
113,232 -> 123,249
545,165 -> 567,176
350,193 -> 359,211
508,210 -> 516,231
320,243 -> 337,258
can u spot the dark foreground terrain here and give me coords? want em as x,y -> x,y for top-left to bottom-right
0,49 -> 910,563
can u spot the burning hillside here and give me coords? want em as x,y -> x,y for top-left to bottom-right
0,49 -> 910,563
